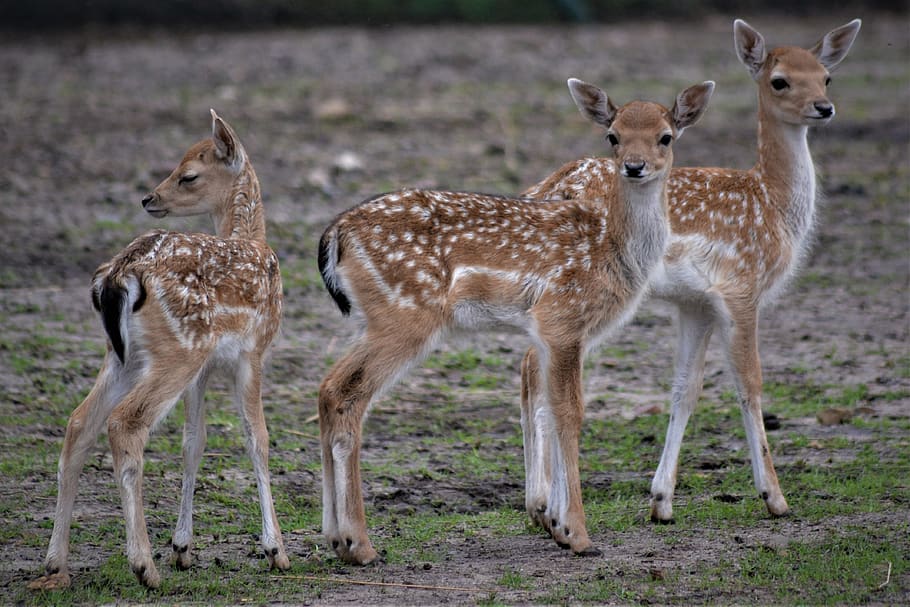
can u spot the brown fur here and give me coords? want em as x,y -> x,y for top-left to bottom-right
29,111 -> 289,591
520,19 -> 860,525
317,84 -> 713,564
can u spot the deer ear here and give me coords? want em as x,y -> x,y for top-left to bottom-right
733,19 -> 766,80
810,19 -> 861,70
567,78 -> 618,128
672,81 -> 714,137
210,109 -> 243,170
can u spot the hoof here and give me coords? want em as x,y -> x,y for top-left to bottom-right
172,543 -> 192,570
769,507 -> 791,519
650,515 -> 676,525
764,493 -> 790,518
267,547 -> 291,571
331,536 -> 379,566
28,571 -> 71,591
132,562 -> 161,589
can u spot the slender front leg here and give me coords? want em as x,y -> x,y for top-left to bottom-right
723,306 -> 788,517
234,355 -> 289,571
541,342 -> 600,556
650,305 -> 714,522
29,359 -> 124,590
520,347 -> 552,529
172,371 -> 208,569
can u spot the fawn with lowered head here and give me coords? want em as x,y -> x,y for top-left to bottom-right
521,19 -> 861,525
317,80 -> 714,563
29,111 -> 289,590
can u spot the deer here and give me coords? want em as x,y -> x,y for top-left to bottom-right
316,80 -> 714,564
519,19 -> 861,527
28,111 -> 290,590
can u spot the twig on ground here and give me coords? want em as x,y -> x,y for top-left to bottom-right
282,428 -> 320,440
877,561 -> 892,590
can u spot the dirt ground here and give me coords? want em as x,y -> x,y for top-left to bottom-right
1,13 -> 908,605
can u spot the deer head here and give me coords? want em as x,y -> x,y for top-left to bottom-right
734,18 -> 861,126
567,78 -> 715,182
141,109 -> 248,218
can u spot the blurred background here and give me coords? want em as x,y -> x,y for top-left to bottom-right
1,0 -> 904,28
1,2 -> 908,604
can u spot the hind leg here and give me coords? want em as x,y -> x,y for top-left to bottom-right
320,326 -> 437,565
108,366 -> 199,589
650,305 -> 714,522
30,357 -> 128,591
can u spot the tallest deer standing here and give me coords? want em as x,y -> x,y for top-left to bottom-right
522,19 -> 861,524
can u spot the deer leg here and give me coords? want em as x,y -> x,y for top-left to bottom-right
108,367 -> 198,589
724,306 -> 788,517
171,371 -> 209,570
542,342 -> 599,556
650,305 -> 714,522
319,329 -> 434,565
233,354 -> 289,571
520,346 -> 552,529
29,357 -> 126,590
318,344 -> 373,566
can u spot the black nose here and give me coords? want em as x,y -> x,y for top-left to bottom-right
814,102 -> 834,118
624,161 -> 645,178
141,194 -> 154,208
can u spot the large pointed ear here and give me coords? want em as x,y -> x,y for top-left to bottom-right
210,109 -> 244,170
671,81 -> 714,137
809,19 -> 861,70
567,78 -> 618,129
733,19 -> 766,80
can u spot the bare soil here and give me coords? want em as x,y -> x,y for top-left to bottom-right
1,14 -> 908,605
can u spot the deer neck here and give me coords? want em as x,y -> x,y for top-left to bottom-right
615,175 -> 670,282
755,104 -> 817,243
213,164 -> 266,242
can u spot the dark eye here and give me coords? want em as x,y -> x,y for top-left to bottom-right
825,76 -> 832,86
606,133 -> 619,146
178,174 -> 198,185
659,134 -> 673,146
771,78 -> 789,91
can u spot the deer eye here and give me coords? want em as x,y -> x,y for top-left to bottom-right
178,174 -> 198,186
659,134 -> 673,146
825,76 -> 832,86
606,133 -> 619,146
770,77 -> 789,91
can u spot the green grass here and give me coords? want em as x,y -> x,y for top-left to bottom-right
723,525 -> 907,604
8,346 -> 908,605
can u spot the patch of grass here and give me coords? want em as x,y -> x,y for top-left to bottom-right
737,526 -> 908,604
497,567 -> 532,590
764,380 -> 868,418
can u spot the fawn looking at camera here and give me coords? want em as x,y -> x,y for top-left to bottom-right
521,19 -> 861,525
317,80 -> 714,563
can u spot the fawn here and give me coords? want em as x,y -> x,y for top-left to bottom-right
520,19 -> 861,525
316,81 -> 714,563
29,111 -> 290,590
